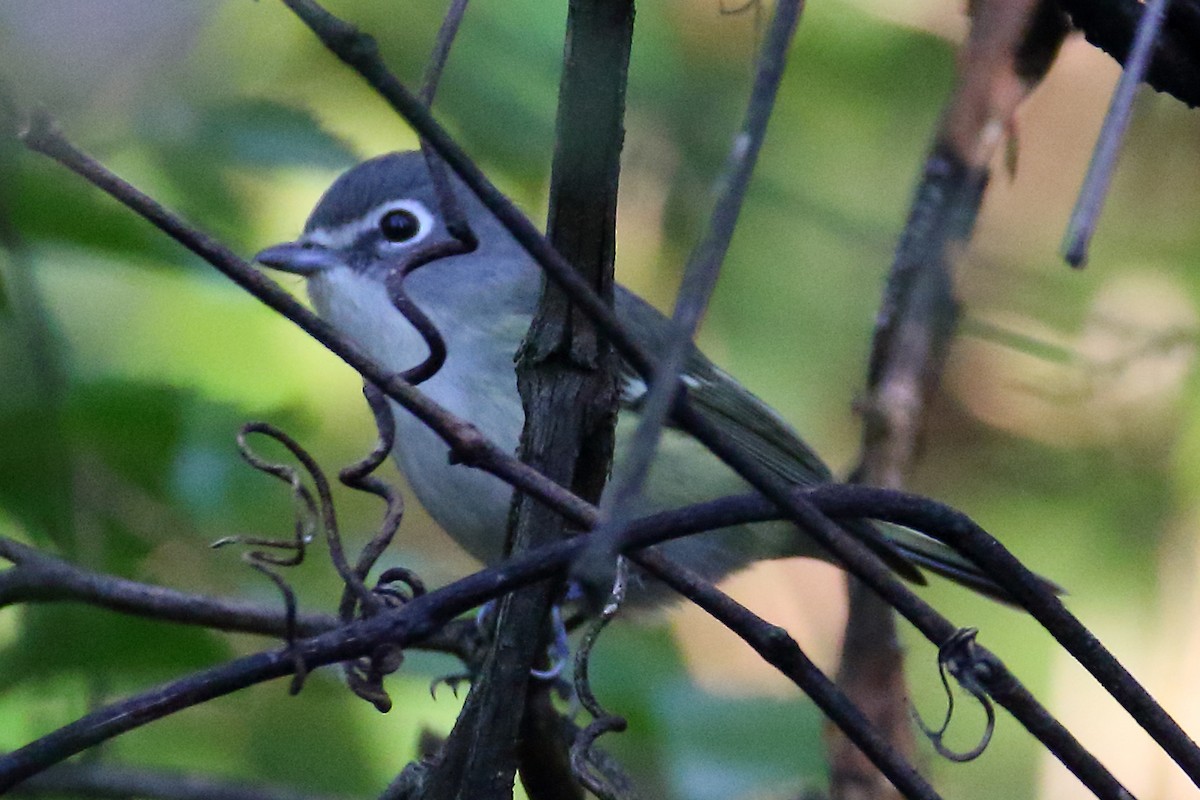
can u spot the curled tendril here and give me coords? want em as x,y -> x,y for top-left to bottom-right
224,420 -> 416,700
570,558 -> 631,800
213,422 -> 329,690
233,421 -> 373,609
384,140 -> 478,387
337,384 -> 403,624
912,627 -> 996,763
333,385 -> 432,710
375,566 -> 428,606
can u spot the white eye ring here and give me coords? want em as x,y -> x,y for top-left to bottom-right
303,199 -> 435,251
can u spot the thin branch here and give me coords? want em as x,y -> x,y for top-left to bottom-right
634,550 -> 943,800
1063,0 -> 1172,267
336,383 -> 403,622
837,3 -> 1068,795
418,0 -> 470,105
0,534 -> 480,659
0,536 -> 335,639
570,560 -> 630,800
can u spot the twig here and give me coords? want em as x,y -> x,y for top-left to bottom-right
838,3 -> 1068,795
0,536 -> 335,639
634,550 -> 943,800
336,383 -> 403,623
1063,0 -> 1172,267
0,526 -> 478,663
334,385 -> 410,710
418,0 -> 470,105
570,559 -> 630,800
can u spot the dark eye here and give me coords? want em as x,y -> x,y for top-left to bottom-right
379,208 -> 421,242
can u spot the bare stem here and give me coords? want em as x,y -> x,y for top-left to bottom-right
1063,0 -> 1172,267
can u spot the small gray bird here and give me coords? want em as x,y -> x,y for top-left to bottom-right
256,151 -> 1011,605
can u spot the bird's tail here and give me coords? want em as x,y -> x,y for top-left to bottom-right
878,521 -> 1063,605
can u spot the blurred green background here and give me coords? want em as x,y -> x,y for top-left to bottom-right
2,1 -> 1199,798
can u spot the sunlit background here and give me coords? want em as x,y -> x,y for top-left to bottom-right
1,1 -> 1199,798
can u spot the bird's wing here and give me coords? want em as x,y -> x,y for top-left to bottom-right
614,287 -> 832,488
613,287 -> 937,584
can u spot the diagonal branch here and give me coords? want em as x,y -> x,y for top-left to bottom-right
635,550 -> 943,800
1063,0 -> 1172,266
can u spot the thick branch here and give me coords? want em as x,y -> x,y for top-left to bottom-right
424,3 -> 632,797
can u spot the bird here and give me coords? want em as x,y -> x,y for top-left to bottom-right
255,150 -> 1024,607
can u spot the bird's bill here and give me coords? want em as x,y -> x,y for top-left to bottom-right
253,241 -> 339,276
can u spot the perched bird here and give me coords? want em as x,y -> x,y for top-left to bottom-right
256,151 -> 1013,605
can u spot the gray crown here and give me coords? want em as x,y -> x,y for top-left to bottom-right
304,151 -> 436,234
